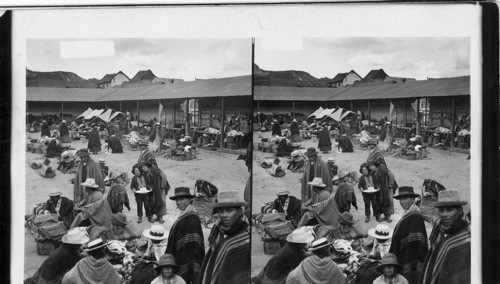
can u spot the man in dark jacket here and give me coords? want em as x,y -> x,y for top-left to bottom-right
273,188 -> 302,227
43,188 -> 74,228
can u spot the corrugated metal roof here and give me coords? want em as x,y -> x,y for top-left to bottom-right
254,86 -> 349,101
27,87 -> 116,102
27,75 -> 251,102
255,76 -> 470,102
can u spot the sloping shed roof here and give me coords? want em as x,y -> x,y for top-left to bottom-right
96,73 -> 116,84
254,86 -> 349,101
27,87 -> 116,102
131,69 -> 157,81
331,73 -> 348,83
328,76 -> 470,101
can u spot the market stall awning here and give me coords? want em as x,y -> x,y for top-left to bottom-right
307,107 -> 325,118
76,107 -> 94,119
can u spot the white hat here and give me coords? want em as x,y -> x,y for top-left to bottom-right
80,178 -> 99,188
61,229 -> 89,245
286,227 -> 315,244
98,158 -> 105,163
368,224 -> 393,240
48,188 -> 63,197
308,177 -> 326,187
327,157 -> 335,163
276,188 -> 291,196
143,225 -> 168,240
308,237 -> 334,251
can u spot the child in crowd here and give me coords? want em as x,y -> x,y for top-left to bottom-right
373,253 -> 409,284
151,254 -> 186,284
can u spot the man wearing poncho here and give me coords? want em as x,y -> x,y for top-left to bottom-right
107,172 -> 130,213
166,187 -> 205,284
198,190 -> 250,284
389,186 -> 428,284
297,177 -> 340,228
419,190 -> 470,284
70,178 -> 113,229
142,162 -> 170,223
73,149 -> 105,204
87,125 -> 102,154
301,148 -> 333,203
366,139 -> 387,167
271,119 -> 282,136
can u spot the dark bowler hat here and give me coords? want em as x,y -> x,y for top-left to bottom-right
305,147 -> 318,157
154,254 -> 180,273
77,148 -> 90,157
169,187 -> 196,200
376,253 -> 403,273
393,186 -> 420,199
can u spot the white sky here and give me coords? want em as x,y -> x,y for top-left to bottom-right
256,37 -> 470,80
27,38 -> 251,81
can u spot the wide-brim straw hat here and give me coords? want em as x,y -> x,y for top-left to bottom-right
80,178 -> 99,188
376,253 -> 403,273
169,187 -> 196,200
98,158 -> 105,163
305,147 -> 318,157
48,188 -> 63,197
338,170 -> 350,179
368,224 -> 393,240
308,237 -> 334,252
327,157 -> 335,163
61,229 -> 89,245
276,188 -> 291,196
286,227 -> 315,244
143,225 -> 168,240
434,190 -> 468,207
393,186 -> 420,200
339,212 -> 356,225
84,238 -> 110,252
308,177 -> 326,188
108,171 -> 123,181
154,254 -> 180,273
212,190 -> 247,213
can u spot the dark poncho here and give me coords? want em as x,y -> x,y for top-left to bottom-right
60,123 -> 69,136
106,136 -> 124,153
44,196 -> 74,228
273,196 -> 302,227
334,182 -> 357,213
276,139 -> 293,157
317,128 -> 332,152
291,123 -> 300,136
253,242 -> 306,284
166,208 -> 205,284
41,123 -> 51,137
337,135 -> 354,152
389,205 -> 428,284
107,183 -> 130,213
46,140 -> 63,158
87,129 -> 101,153
271,123 -> 282,136
27,243 -> 81,284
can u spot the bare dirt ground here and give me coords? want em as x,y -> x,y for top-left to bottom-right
251,130 -> 471,276
23,133 -> 248,279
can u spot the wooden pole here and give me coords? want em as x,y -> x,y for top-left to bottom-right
136,101 -> 140,123
119,101 -> 122,112
221,97 -> 225,149
368,100 -> 371,127
198,99 -> 202,128
404,99 -> 408,126
173,100 -> 177,127
350,100 -> 353,111
292,101 -> 295,119
209,109 -> 212,127
451,96 -> 456,147
185,98 -> 190,136
257,101 -> 260,125
416,98 -> 421,135
61,102 -> 64,120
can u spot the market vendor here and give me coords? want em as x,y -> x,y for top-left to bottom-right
253,226 -> 314,284
57,151 -> 76,173
287,151 -> 305,173
46,138 -> 63,158
271,119 -> 282,136
290,119 -> 302,142
43,188 -> 74,228
105,135 -> 124,153
297,177 -> 341,228
272,188 -> 302,227
100,212 -> 140,241
337,134 -> 354,153
276,137 -> 293,157
334,170 -> 358,213
331,212 -> 368,240
71,178 -> 113,229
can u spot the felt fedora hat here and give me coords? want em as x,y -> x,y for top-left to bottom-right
111,212 -> 128,227
84,238 -> 109,252
154,254 -> 180,273
393,186 -> 420,199
276,188 -> 291,196
48,188 -> 63,197
367,139 -> 378,146
368,224 -> 393,240
338,212 -> 356,225
61,229 -> 90,245
305,147 -> 318,157
286,227 -> 315,244
80,178 -> 99,188
169,187 -> 196,200
212,190 -> 247,213
376,253 -> 403,273
143,225 -> 168,240
308,177 -> 326,187
434,190 -> 468,207
77,149 -> 90,157
338,170 -> 350,179
308,237 -> 334,252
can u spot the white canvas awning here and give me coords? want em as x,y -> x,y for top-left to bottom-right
97,109 -> 125,122
76,107 -> 93,119
307,107 -> 325,118
315,108 -> 336,119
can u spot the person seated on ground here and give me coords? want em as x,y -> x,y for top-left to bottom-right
368,224 -> 393,260
297,177 -> 341,228
331,212 -> 368,240
39,158 -> 57,178
326,157 -> 338,177
142,225 -> 169,262
337,134 -> 354,153
270,158 -> 286,177
43,188 -> 74,228
107,172 -> 131,214
105,135 -> 124,153
272,188 -> 302,227
373,253 -> 409,284
71,178 -> 113,229
62,238 -> 122,284
334,171 -> 358,213
45,138 -> 63,158
287,151 -> 305,173
58,151 -> 76,173
97,158 -> 109,176
26,229 -> 88,284
151,254 -> 186,284
93,212 -> 140,241
253,227 -> 314,284
276,137 -> 293,157
179,135 -> 192,147
286,237 -> 346,284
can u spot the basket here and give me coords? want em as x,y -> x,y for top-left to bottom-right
263,235 -> 282,255
36,239 -> 55,256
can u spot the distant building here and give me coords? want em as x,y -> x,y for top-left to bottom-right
354,69 -> 415,86
96,71 -> 130,88
127,69 -> 183,85
330,70 -> 362,87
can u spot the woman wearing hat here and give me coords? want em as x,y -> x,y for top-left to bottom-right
42,188 -> 74,228
26,229 -> 88,284
148,122 -> 163,152
60,120 -> 71,143
107,172 -> 131,214
317,123 -> 332,154
86,125 -> 102,154
130,163 -> 153,223
287,150 -> 305,173
62,238 -> 121,284
152,254 -> 186,284
166,187 -> 205,284
105,134 -> 124,153
290,119 -> 302,142
57,151 -> 76,173
272,188 -> 302,227
143,225 -> 169,262
271,119 -> 282,136
41,120 -> 51,137
331,212 -> 368,240
334,170 -> 358,213
71,178 -> 113,229
100,212 -> 140,241
373,253 -> 409,284
253,227 -> 314,284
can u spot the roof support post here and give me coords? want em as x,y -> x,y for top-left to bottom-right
185,98 -> 190,136
209,109 -> 212,127
404,99 -> 408,126
198,100 -> 202,129
173,100 -> 177,127
451,96 -> 456,147
61,101 -> 64,120
416,98 -> 421,135
292,101 -> 295,119
136,100 -> 140,123
350,100 -> 353,111
221,97 -> 225,150
119,101 -> 122,112
257,101 -> 260,125
368,100 -> 371,127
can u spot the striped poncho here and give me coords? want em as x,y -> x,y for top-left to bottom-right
420,217 -> 471,284
107,183 -> 130,213
198,218 -> 250,284
334,182 -> 358,213
166,205 -> 205,284
389,204 -> 428,284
